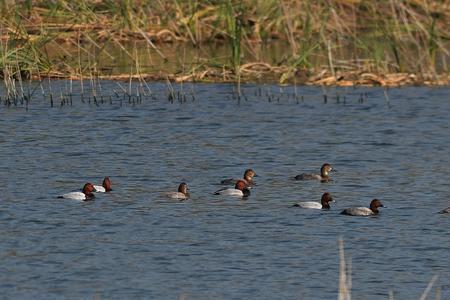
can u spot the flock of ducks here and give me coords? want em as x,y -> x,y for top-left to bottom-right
58,177 -> 111,201
59,164 -> 450,215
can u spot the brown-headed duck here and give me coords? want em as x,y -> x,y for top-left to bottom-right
94,177 -> 112,192
59,183 -> 95,201
221,169 -> 258,186
295,163 -> 335,182
214,179 -> 251,197
292,192 -> 334,209
166,182 -> 190,200
341,199 -> 385,216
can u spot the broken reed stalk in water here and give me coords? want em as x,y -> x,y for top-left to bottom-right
418,275 -> 439,300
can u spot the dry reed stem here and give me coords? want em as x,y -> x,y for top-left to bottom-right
418,275 -> 439,300
338,238 -> 351,300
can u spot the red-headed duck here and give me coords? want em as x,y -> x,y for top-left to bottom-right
166,182 -> 190,200
341,199 -> 385,216
59,183 -> 95,201
214,179 -> 251,197
221,169 -> 258,186
94,177 -> 112,193
295,163 -> 335,182
439,207 -> 450,214
292,192 -> 334,209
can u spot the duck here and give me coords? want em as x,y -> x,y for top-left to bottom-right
166,182 -> 190,200
94,177 -> 112,193
439,207 -> 450,214
292,192 -> 334,209
221,169 -> 257,185
58,183 -> 95,201
341,199 -> 385,216
214,179 -> 251,197
295,163 -> 334,181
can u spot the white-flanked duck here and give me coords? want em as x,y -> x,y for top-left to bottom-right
214,179 -> 251,197
341,199 -> 385,216
292,192 -> 334,209
59,183 -> 96,201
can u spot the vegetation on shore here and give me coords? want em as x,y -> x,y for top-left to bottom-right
1,0 -> 450,86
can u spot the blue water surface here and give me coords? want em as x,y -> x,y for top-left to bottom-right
0,82 -> 449,299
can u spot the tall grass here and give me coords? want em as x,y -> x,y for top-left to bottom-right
220,0 -> 243,91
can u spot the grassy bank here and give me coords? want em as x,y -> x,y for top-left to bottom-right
1,0 -> 450,87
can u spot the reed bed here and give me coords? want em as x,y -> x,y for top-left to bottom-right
0,76 -> 383,109
0,1 -> 449,86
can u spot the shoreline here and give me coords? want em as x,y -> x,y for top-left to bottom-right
30,69 -> 450,87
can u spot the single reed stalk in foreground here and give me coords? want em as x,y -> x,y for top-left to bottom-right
338,238 -> 351,300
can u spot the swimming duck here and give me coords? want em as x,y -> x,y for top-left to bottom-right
295,163 -> 334,181
214,179 -> 251,197
59,183 -> 95,201
292,192 -> 334,209
341,199 -> 385,216
166,182 -> 190,200
94,177 -> 112,193
439,207 -> 450,214
221,169 -> 257,185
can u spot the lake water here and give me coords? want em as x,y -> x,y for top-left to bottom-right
0,82 -> 449,299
